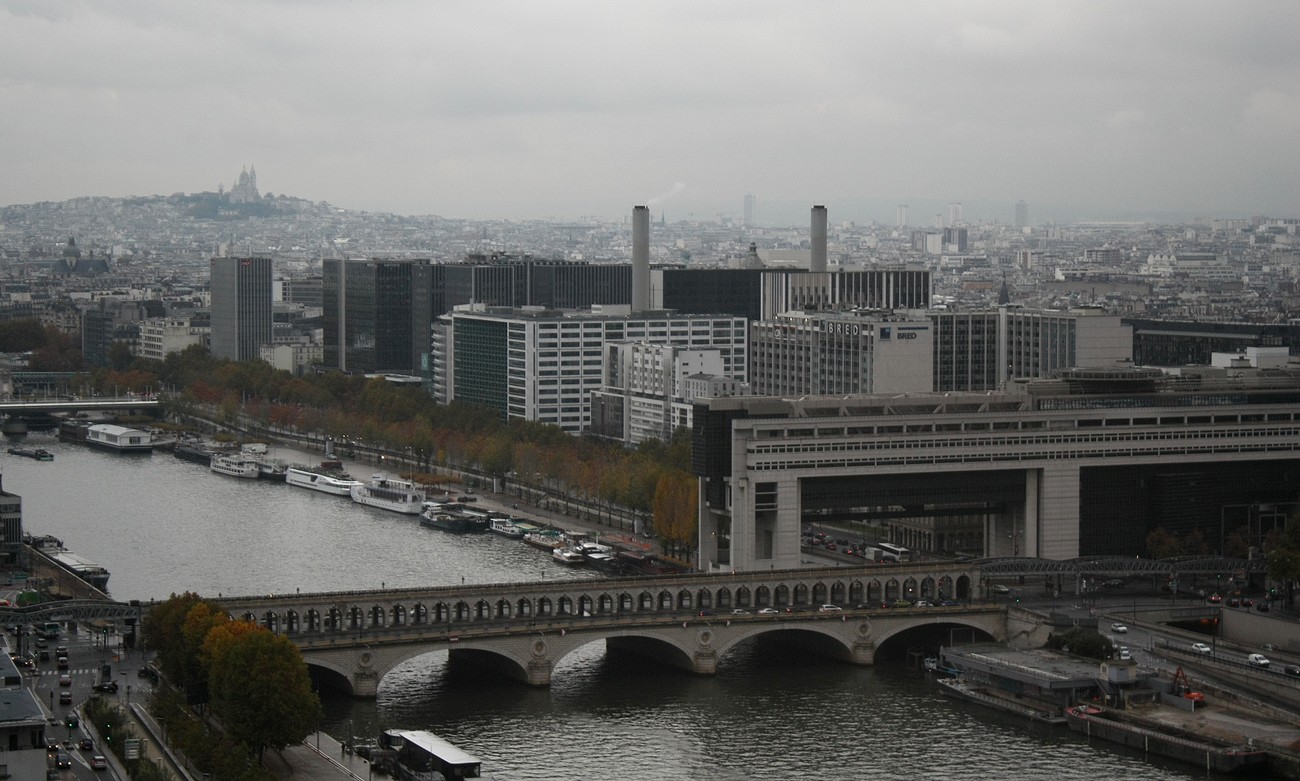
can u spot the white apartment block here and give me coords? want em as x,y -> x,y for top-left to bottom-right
136,317 -> 204,361
433,305 -> 747,434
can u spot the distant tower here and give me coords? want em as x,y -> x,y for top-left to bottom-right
896,204 -> 908,227
743,194 -> 754,228
1014,200 -> 1029,230
810,205 -> 828,273
934,213 -> 945,229
632,205 -> 650,313
949,202 -> 963,227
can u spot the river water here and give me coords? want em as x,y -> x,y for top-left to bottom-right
2,434 -> 1232,781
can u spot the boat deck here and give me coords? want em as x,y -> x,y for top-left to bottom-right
1127,700 -> 1300,749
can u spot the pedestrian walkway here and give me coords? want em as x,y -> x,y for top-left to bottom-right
262,732 -> 372,781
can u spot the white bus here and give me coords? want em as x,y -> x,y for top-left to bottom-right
875,543 -> 910,563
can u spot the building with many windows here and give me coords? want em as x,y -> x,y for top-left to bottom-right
589,342 -> 750,446
930,306 -> 1132,392
209,256 -> 272,362
322,258 -> 432,374
432,305 -> 746,433
654,268 -> 931,323
750,311 -> 933,397
692,367 -> 1300,572
137,317 -> 205,361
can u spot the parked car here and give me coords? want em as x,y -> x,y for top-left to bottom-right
1191,642 -> 1212,655
818,604 -> 843,612
1247,653 -> 1270,668
1110,623 -> 1128,633
1117,647 -> 1132,661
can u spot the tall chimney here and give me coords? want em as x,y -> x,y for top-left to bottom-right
810,204 -> 827,273
632,205 -> 650,312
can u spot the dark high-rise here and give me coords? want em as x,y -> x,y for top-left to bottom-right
322,258 -> 432,374
210,256 -> 272,361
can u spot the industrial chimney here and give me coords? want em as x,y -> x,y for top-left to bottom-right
810,204 -> 827,273
632,205 -> 650,312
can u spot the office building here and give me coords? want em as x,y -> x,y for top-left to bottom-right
930,306 -> 1132,392
749,311 -> 933,396
209,256 -> 272,362
693,368 -> 1300,572
322,258 -> 432,374
432,305 -> 746,433
590,342 -> 749,446
1014,200 -> 1029,230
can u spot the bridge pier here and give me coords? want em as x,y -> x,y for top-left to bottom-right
1,418 -> 27,435
350,649 -> 380,697
851,640 -> 876,665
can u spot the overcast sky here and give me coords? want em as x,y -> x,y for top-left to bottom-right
3,1 -> 1298,224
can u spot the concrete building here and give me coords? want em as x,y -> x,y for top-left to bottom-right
749,311 -> 933,396
432,305 -> 746,433
1125,318 -> 1300,366
930,306 -> 1132,392
209,256 -> 272,362
1014,200 -> 1029,230
693,368 -> 1300,572
260,342 -> 324,375
590,342 -> 749,446
136,316 -> 205,361
0,477 -> 21,570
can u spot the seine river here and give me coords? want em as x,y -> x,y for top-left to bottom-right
2,434 -> 1235,781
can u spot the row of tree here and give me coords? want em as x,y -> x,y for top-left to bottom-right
89,343 -> 700,554
142,592 -> 322,763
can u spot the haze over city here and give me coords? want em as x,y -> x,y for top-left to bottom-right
2,0 -> 1298,223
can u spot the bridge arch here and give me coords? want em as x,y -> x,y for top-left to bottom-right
677,589 -> 693,610
715,587 -> 732,609
368,605 -> 385,628
413,603 -> 429,624
516,599 -> 532,618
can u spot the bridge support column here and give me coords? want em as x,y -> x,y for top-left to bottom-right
351,670 -> 379,698
1,418 -> 27,435
851,641 -> 876,665
692,650 -> 718,675
526,659 -> 553,686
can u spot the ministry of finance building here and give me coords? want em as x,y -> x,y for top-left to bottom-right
692,367 -> 1300,572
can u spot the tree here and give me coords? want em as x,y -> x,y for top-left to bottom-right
1267,513 -> 1300,607
1145,527 -> 1180,559
207,626 -> 322,762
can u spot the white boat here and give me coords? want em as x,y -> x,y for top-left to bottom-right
285,467 -> 362,496
552,547 -> 585,565
350,474 -> 424,515
210,452 -> 260,478
489,516 -> 524,538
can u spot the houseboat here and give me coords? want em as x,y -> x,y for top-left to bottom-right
488,516 -> 525,538
62,422 -> 153,453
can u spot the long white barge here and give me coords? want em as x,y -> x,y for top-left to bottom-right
285,467 -> 363,496
350,474 -> 424,515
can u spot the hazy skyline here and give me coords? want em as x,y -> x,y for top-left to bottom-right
3,1 -> 1298,224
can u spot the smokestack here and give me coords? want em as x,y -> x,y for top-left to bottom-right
810,204 -> 827,273
632,205 -> 650,312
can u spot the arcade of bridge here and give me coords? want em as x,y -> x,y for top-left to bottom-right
215,564 -> 987,695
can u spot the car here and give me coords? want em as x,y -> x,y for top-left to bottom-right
1104,579 -> 1123,588
818,604 -> 842,612
56,752 -> 72,768
1256,602 -> 1270,612
34,637 -> 47,648
58,674 -> 71,687
80,737 -> 94,751
729,609 -> 750,615
90,755 -> 108,771
757,608 -> 780,614
1247,653 -> 1270,668
1227,598 -> 1241,608
1284,664 -> 1300,677
1191,642 -> 1212,655
93,681 -> 119,693
57,656 -> 68,669
991,584 -> 1011,595
1207,593 -> 1222,604
891,599 -> 914,608
59,690 -> 72,704
1110,623 -> 1128,633
39,649 -> 49,661
1117,646 -> 1132,661
54,645 -> 67,656
1242,598 -> 1255,607
696,609 -> 714,617
913,599 -> 934,608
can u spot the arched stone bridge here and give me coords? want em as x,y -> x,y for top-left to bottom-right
216,563 -> 1006,696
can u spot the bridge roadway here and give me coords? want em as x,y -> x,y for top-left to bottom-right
215,562 -> 1013,696
0,397 -> 160,415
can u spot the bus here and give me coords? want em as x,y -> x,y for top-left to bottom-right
38,621 -> 62,639
875,543 -> 911,563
